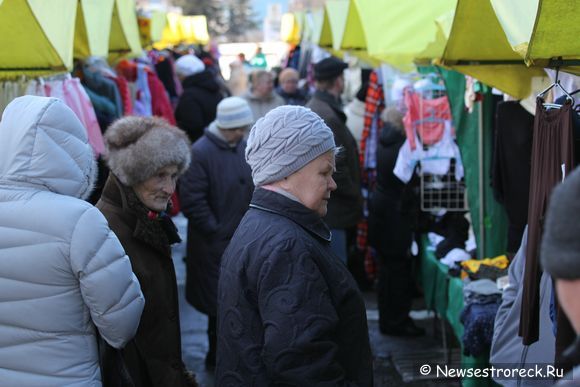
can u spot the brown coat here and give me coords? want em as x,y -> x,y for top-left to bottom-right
307,90 -> 363,229
97,175 -> 191,387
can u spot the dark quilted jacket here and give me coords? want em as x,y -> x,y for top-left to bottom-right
179,130 -> 253,316
216,188 -> 373,386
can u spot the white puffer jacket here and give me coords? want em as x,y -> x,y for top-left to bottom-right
0,96 -> 145,387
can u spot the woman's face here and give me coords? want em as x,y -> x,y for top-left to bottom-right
281,151 -> 337,217
133,165 -> 179,212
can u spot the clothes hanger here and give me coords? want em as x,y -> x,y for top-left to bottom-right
537,67 -> 575,109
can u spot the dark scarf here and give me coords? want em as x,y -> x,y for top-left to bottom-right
116,177 -> 181,253
313,90 -> 347,123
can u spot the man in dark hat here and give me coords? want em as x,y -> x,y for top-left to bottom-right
306,57 -> 363,267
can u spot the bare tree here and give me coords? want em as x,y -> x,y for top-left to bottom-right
175,0 -> 258,41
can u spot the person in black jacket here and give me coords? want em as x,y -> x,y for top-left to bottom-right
306,56 -> 363,265
179,97 -> 254,370
216,105 -> 373,386
174,54 -> 223,143
368,107 -> 425,337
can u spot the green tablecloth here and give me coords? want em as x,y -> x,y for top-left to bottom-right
420,235 -> 500,387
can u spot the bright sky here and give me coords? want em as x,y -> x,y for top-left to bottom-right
252,0 -> 288,20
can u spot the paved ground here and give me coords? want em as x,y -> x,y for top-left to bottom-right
172,215 -> 461,386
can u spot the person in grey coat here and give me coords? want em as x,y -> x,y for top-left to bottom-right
541,167 -> 580,385
306,56 -> 363,263
490,227 -> 555,386
216,105 -> 373,386
179,96 -> 254,369
0,96 -> 144,386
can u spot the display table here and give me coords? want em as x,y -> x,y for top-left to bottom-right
420,235 -> 500,387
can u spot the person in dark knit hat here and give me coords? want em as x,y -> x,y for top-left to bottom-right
97,116 -> 198,386
541,166 -> 580,384
179,96 -> 254,370
306,56 -> 362,265
216,105 -> 373,386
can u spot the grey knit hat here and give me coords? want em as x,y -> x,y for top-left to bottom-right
541,167 -> 580,280
104,116 -> 191,186
245,105 -> 336,186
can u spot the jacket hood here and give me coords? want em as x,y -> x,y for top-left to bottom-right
380,107 -> 406,146
380,123 -> 406,147
182,70 -> 220,92
0,96 -> 96,199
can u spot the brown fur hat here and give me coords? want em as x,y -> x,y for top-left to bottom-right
104,116 -> 191,186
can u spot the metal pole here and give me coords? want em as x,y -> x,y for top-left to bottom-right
478,100 -> 485,259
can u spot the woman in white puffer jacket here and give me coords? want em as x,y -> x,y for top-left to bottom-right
0,96 -> 145,386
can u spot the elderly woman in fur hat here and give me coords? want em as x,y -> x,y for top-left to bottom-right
97,116 -> 197,386
216,105 -> 373,386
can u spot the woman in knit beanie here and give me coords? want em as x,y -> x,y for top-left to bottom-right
96,116 -> 197,386
216,105 -> 373,386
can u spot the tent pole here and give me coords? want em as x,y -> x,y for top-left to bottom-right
478,99 -> 485,259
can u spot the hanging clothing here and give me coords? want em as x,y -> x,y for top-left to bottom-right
403,89 -> 454,150
134,64 -> 153,117
520,100 -> 575,346
147,71 -> 176,125
394,122 -> 464,183
358,71 -> 385,282
82,68 -> 123,119
491,101 -> 534,253
108,75 -> 133,115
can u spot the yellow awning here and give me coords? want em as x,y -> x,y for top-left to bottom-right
180,15 -> 209,45
440,0 -> 545,98
138,10 -> 167,48
153,12 -> 183,49
491,0 -> 580,74
281,13 -> 301,45
109,0 -> 142,59
0,0 -> 77,78
309,9 -> 325,45
74,0 -> 114,59
318,7 -> 332,47
346,0 -> 456,72
324,0 -> 349,52
180,16 -> 196,44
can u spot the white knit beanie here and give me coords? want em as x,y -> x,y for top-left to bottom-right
175,54 -> 205,78
246,105 -> 336,186
215,97 -> 254,129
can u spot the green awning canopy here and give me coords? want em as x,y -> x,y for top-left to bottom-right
0,0 -> 77,78
351,0 -> 456,72
308,9 -> 325,45
109,0 -> 142,59
325,0 -> 349,51
491,0 -> 580,74
440,0 -> 545,98
74,0 -> 114,59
